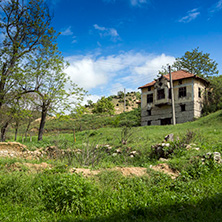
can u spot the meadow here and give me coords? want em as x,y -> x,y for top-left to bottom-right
0,110 -> 222,221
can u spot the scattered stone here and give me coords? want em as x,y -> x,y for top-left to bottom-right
164,134 -> 174,142
213,152 -> 221,163
151,143 -> 173,159
202,152 -> 221,163
193,147 -> 200,151
116,149 -> 122,154
159,158 -> 169,162
186,144 -> 192,150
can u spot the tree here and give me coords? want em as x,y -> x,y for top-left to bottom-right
202,75 -> 222,114
22,46 -> 86,141
0,0 -> 56,109
159,48 -> 219,78
92,97 -> 115,115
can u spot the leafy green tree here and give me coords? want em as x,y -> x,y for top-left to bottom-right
202,75 -> 222,114
117,91 -> 124,98
159,48 -> 219,78
23,49 -> 86,141
0,0 -> 56,109
92,96 -> 115,115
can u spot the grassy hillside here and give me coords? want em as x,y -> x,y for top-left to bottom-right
1,110 -> 222,221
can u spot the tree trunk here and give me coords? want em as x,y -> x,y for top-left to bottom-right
25,121 -> 31,142
38,104 -> 47,141
14,121 -> 19,141
1,121 -> 9,142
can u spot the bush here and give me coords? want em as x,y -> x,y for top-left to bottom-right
40,174 -> 95,214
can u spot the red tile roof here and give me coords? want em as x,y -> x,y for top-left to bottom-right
138,70 -> 208,89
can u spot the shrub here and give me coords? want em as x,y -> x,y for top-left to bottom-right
40,174 -> 95,214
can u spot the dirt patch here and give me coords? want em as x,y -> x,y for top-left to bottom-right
151,163 -> 179,179
6,162 -> 51,173
71,167 -> 148,177
71,168 -> 100,176
113,167 -> 147,176
0,142 -> 27,152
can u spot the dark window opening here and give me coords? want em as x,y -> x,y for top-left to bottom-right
147,121 -> 151,126
147,110 -> 151,116
147,94 -> 153,103
198,88 -> 201,98
180,104 -> 186,112
148,86 -> 151,91
179,80 -> 183,85
179,87 -> 186,98
157,89 -> 165,100
168,88 -> 171,99
160,118 -> 171,125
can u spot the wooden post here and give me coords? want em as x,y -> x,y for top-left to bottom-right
169,66 -> 176,125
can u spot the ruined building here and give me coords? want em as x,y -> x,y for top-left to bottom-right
138,70 -> 209,126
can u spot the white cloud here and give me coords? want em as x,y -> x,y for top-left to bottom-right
134,54 -> 175,75
61,26 -> 73,36
94,24 -> 106,31
210,0 -> 222,13
71,36 -> 77,44
64,52 -> 175,97
94,24 -> 119,41
130,0 -> 147,6
83,94 -> 101,105
178,8 -> 200,23
103,0 -> 148,7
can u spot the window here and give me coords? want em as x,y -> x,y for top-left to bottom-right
160,118 -> 171,125
148,86 -> 151,91
180,104 -> 186,112
157,89 -> 165,100
179,87 -> 186,98
179,80 -> 183,85
168,88 -> 171,99
147,110 -> 151,116
147,121 -> 151,126
198,87 -> 202,98
147,94 -> 153,103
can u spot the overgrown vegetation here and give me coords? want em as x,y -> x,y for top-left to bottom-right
0,110 -> 222,221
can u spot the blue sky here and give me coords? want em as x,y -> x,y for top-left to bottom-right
47,0 -> 222,102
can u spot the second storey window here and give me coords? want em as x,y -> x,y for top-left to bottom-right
198,87 -> 202,98
147,94 -> 153,103
179,87 -> 186,98
157,89 -> 165,100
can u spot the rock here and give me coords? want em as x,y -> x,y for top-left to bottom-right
213,152 -> 221,162
186,144 -> 192,150
193,147 -> 200,151
116,149 -> 122,154
129,151 -> 137,157
164,134 -> 174,142
161,143 -> 170,147
159,158 -> 169,162
203,152 -> 221,163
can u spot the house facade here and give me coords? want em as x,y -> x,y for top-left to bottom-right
138,70 -> 208,126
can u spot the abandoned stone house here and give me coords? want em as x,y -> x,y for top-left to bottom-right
138,70 -> 209,126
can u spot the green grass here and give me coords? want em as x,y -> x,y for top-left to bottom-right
1,110 -> 222,221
